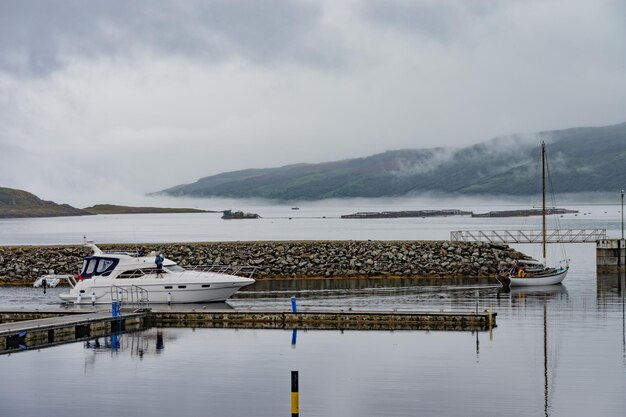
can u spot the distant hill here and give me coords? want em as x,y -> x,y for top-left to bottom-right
0,187 -> 90,218
83,204 -> 214,215
158,122 -> 626,200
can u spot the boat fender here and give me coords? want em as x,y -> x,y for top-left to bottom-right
517,268 -> 526,278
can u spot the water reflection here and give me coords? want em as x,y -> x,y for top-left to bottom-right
597,271 -> 626,306
83,329 -> 168,360
543,301 -> 551,417
509,284 -> 569,302
598,270 -> 626,361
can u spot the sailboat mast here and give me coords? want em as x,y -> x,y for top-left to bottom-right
542,141 -> 547,263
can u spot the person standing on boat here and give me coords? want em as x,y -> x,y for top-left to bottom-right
155,253 -> 164,278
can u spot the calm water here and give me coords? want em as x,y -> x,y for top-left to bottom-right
0,196 -> 621,245
1,199 -> 625,416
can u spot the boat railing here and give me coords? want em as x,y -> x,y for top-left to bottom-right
33,274 -> 77,289
111,284 -> 150,309
183,264 -> 257,278
111,285 -> 130,304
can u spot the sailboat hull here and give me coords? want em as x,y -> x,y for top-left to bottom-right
506,267 -> 568,287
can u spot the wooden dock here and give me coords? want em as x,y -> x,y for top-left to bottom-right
0,310 -> 146,353
0,308 -> 496,354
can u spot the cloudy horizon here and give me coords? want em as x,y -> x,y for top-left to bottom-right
1,0 -> 626,206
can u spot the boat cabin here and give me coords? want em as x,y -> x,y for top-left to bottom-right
79,254 -> 180,279
517,259 -> 545,272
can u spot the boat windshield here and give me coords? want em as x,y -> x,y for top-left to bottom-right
80,257 -> 119,279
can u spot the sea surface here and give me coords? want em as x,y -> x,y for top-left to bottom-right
0,197 -> 625,416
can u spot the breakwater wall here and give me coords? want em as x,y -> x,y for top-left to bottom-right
0,241 -> 525,285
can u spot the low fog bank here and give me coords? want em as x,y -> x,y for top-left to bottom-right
54,190 -> 624,213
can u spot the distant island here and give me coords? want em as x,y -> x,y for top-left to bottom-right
157,121 -> 626,200
83,204 -> 214,215
0,187 -> 215,218
0,187 -> 91,218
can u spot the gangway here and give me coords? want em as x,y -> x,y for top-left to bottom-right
450,229 -> 606,244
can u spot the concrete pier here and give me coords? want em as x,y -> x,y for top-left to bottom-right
0,308 -> 496,354
596,239 -> 626,271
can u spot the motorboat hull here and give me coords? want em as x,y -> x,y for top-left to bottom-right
59,275 -> 255,304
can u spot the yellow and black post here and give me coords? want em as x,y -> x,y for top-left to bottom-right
291,370 -> 299,417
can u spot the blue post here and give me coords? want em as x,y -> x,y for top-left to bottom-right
291,296 -> 297,313
111,334 -> 120,351
291,329 -> 297,348
112,301 -> 120,317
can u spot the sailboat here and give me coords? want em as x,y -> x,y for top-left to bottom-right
497,142 -> 569,287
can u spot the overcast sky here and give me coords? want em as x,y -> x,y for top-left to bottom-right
1,0 -> 625,205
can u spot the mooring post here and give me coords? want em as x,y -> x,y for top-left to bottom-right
291,296 -> 297,313
291,371 -> 299,417
475,290 -> 479,314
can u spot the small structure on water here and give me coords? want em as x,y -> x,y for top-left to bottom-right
341,209 -> 471,219
472,208 -> 578,218
221,209 -> 260,219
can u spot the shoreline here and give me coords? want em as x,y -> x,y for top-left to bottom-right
0,240 -> 524,285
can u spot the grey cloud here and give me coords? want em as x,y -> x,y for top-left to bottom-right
359,0 -> 500,41
0,0 -> 339,75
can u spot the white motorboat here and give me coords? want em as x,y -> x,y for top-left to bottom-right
33,241 -> 255,304
496,141 -> 569,287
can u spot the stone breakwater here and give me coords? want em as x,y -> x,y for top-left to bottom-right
0,241 -> 524,284
0,241 -> 526,285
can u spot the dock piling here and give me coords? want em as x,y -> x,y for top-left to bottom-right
597,239 -> 626,272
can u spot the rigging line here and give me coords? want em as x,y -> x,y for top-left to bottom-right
520,145 -> 543,237
544,145 -> 568,263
